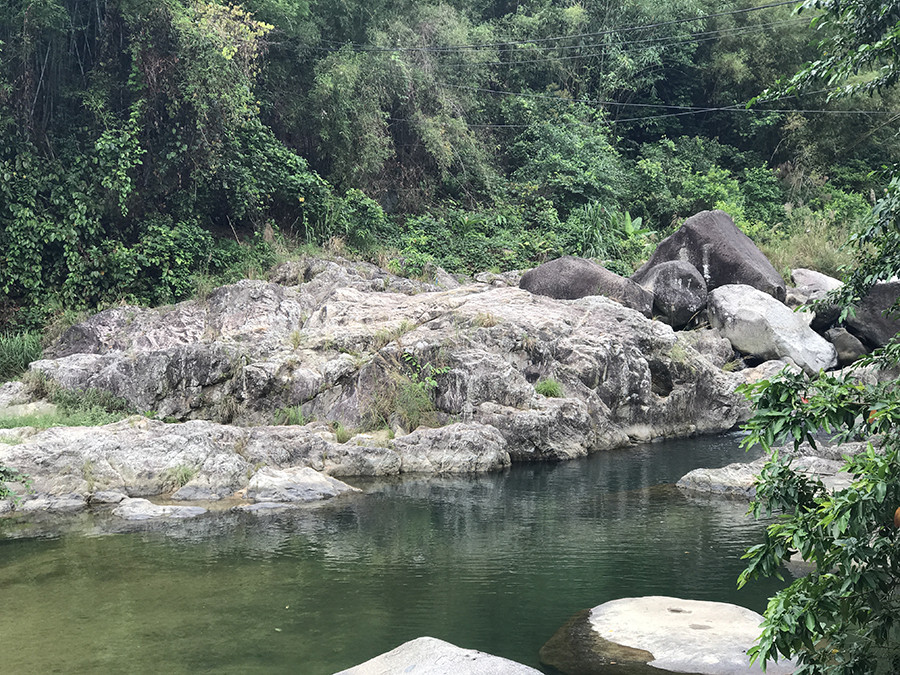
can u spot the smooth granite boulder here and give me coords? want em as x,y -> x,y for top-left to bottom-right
335,636 -> 542,675
708,284 -> 837,374
519,256 -> 653,316
631,260 -> 707,328
633,210 -> 785,301
540,596 -> 796,674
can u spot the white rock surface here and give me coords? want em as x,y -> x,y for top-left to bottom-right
678,455 -> 854,498
112,497 -> 207,520
245,466 -> 360,502
708,284 -> 837,374
586,596 -> 795,674
334,636 -> 542,675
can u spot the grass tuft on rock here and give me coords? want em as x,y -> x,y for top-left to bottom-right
0,332 -> 43,383
535,378 -> 563,398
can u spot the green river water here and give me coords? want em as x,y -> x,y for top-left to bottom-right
0,433 -> 785,674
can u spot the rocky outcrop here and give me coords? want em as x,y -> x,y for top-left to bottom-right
708,284 -> 837,374
24,260 -> 747,453
540,596 -> 796,674
335,636 -> 542,675
633,210 -> 786,301
846,281 -> 900,348
519,256 -> 653,316
3,255 -> 759,515
631,260 -> 707,328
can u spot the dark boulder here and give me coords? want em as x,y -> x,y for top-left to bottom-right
519,256 -> 653,317
846,281 -> 900,348
631,260 -> 707,328
634,210 -> 785,301
825,327 -> 867,367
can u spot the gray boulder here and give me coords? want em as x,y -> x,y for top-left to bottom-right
708,284 -> 837,374
634,210 -> 785,301
632,260 -> 707,328
825,327 -> 867,366
519,256 -> 652,316
677,456 -> 853,498
846,281 -> 900,348
335,636 -> 541,675
391,423 -> 511,473
791,268 -> 843,294
787,268 -> 843,331
677,329 -> 735,369
245,466 -> 361,502
113,498 -> 207,520
541,596 -> 796,674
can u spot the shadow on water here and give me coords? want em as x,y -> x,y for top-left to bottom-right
0,432 -> 784,674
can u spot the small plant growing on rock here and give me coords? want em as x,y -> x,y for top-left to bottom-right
0,463 -> 32,502
0,332 -> 43,383
274,405 -> 308,425
364,352 -> 449,431
331,422 -> 353,443
472,312 -> 500,328
289,330 -> 304,350
162,464 -> 198,490
535,378 -> 563,398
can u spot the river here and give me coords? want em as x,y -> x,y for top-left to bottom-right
0,432 -> 784,673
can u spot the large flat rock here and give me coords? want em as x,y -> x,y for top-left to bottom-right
541,596 -> 796,674
334,636 -> 541,674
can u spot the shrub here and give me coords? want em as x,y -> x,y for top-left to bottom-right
0,332 -> 42,382
535,378 -> 563,397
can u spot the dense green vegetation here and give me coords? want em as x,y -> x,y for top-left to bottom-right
1,0 -> 896,331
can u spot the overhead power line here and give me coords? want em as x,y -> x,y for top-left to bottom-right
437,18 -> 808,68
429,84 -> 895,123
310,0 -> 799,54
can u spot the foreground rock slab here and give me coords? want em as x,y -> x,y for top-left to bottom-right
334,636 -> 541,675
541,596 -> 796,674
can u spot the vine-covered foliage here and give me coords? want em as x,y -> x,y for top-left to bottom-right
1,0 -> 897,328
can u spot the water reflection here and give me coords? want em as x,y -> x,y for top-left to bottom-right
0,433 -> 778,674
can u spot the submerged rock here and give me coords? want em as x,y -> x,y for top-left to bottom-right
335,636 -> 542,674
541,596 -> 796,674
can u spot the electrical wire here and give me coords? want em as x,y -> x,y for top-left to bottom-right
308,0 -> 800,54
